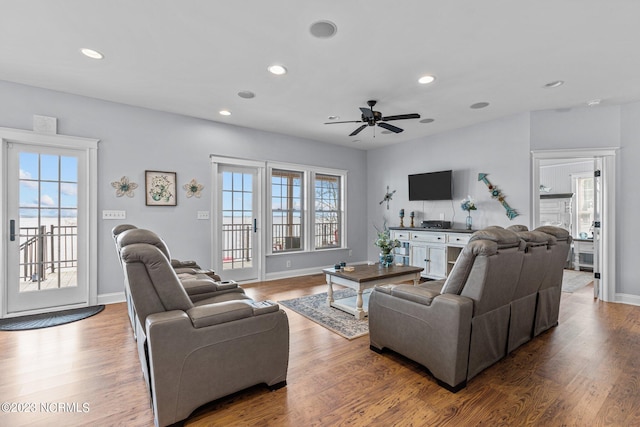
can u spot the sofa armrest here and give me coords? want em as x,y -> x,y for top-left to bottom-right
175,267 -> 200,275
186,300 -> 280,328
214,280 -> 239,291
171,259 -> 201,269
374,283 -> 440,306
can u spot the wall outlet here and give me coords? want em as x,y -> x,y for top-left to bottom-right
349,249 -> 352,257
286,260 -> 291,268
439,212 -> 445,220
197,211 -> 210,220
102,210 -> 126,219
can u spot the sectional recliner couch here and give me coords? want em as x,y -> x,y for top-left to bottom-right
368,225 -> 572,391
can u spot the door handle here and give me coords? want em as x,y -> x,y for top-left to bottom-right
253,218 -> 257,233
10,219 -> 16,241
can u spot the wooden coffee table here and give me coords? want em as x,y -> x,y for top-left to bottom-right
322,264 -> 423,319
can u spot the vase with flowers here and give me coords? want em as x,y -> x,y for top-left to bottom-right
461,196 -> 477,230
374,224 -> 401,267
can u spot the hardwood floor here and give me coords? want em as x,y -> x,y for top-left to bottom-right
1,274 -> 639,426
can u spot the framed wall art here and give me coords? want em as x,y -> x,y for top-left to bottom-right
145,170 -> 177,206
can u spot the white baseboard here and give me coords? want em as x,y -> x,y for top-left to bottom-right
265,266 -> 325,281
98,292 -> 126,305
613,293 -> 640,306
265,261 -> 368,281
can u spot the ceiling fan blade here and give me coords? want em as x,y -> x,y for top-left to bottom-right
324,120 -> 363,124
349,124 -> 368,136
378,122 -> 404,133
381,113 -> 421,121
360,107 -> 374,119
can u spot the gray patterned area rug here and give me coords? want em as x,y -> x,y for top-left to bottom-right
562,269 -> 594,293
279,289 -> 369,340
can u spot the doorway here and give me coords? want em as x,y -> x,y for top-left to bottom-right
1,128 -> 98,317
532,149 -> 616,302
211,157 -> 264,282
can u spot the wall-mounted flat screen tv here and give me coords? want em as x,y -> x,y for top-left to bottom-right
408,170 -> 453,200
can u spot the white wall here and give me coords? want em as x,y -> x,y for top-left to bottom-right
366,113 -> 532,261
530,104 -> 638,298
0,80 -> 368,299
539,160 -> 593,194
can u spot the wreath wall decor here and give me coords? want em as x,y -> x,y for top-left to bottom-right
478,173 -> 519,219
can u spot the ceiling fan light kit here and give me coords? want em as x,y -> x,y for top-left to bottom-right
325,100 -> 421,136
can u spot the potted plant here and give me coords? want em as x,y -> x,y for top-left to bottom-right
374,225 -> 401,267
461,196 -> 477,230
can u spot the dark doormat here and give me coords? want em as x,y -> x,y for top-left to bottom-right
0,305 -> 105,331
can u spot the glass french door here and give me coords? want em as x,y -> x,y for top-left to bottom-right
5,143 -> 89,314
216,164 -> 261,282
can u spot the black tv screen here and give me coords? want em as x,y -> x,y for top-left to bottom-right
408,170 -> 453,201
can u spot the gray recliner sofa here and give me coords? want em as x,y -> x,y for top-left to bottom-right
119,241 -> 289,427
369,225 -> 570,392
112,225 -> 236,336
369,227 -> 525,391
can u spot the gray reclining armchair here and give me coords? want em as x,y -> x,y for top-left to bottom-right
369,227 -> 525,391
120,241 -> 289,427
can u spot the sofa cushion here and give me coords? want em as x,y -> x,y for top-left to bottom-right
469,227 -> 521,249
534,225 -> 572,242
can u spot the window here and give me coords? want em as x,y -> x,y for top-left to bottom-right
268,163 -> 346,254
314,174 -> 341,249
271,169 -> 303,252
573,174 -> 594,237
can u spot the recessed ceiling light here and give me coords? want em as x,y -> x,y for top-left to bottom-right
418,75 -> 436,85
310,20 -> 337,38
381,130 -> 392,134
327,115 -> 340,120
419,118 -> 435,124
470,102 -> 490,109
219,110 -> 231,116
352,139 -> 361,143
80,48 -> 104,59
544,80 -> 564,89
587,99 -> 602,107
268,64 -> 287,75
237,91 -> 255,99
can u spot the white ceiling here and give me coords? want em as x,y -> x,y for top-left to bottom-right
2,1 -> 640,150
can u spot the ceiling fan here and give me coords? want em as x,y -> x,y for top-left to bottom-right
324,100 -> 420,136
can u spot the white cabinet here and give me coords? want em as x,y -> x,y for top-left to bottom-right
391,228 -> 472,280
411,244 -> 447,279
574,239 -> 594,271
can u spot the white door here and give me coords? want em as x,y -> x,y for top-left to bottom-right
5,143 -> 89,314
215,164 -> 261,282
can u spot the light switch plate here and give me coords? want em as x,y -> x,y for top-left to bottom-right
197,211 -> 210,220
103,210 -> 126,219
